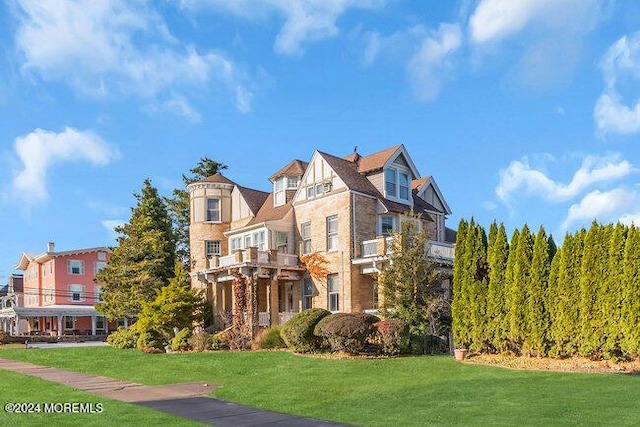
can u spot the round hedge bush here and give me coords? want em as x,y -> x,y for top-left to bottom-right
106,326 -> 140,349
280,308 -> 330,352
258,326 -> 286,349
373,319 -> 409,355
314,312 -> 379,354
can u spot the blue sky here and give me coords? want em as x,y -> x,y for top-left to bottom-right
2,0 -> 640,282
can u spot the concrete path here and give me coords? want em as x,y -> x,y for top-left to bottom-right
0,358 -> 348,426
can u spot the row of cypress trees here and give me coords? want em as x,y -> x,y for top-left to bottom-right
452,219 -> 640,360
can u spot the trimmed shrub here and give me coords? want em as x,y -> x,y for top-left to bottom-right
209,334 -> 229,351
281,308 -> 331,352
0,331 -> 10,345
170,327 -> 192,352
314,312 -> 380,354
374,319 -> 409,355
136,328 -> 166,352
258,326 -> 286,349
106,326 -> 140,350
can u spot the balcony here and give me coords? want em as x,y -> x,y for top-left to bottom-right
206,248 -> 304,277
353,236 -> 455,273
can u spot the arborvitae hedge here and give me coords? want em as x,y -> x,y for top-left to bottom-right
453,219 -> 640,360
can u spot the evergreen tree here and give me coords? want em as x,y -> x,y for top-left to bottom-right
167,158 -> 227,267
486,222 -> 509,352
546,244 -> 562,355
578,222 -> 609,357
621,225 -> 640,358
506,225 -> 533,353
525,225 -> 551,356
452,219 -> 470,348
602,223 -> 627,359
96,179 -> 176,320
136,262 -> 204,341
467,221 -> 488,352
501,228 -> 520,352
380,215 -> 448,338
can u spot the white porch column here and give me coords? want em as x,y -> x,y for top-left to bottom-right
91,315 -> 97,336
104,317 -> 109,334
57,315 -> 63,337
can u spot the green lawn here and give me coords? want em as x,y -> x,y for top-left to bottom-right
0,346 -> 639,426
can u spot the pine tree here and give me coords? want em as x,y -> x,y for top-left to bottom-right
167,158 -> 227,267
486,222 -> 509,353
506,225 -> 533,354
452,219 -> 470,348
525,225 -> 551,356
578,222 -> 609,357
96,179 -> 176,320
602,223 -> 627,359
501,228 -> 520,353
621,225 -> 640,358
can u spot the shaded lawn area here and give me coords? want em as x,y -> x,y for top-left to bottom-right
0,347 -> 639,426
0,370 -> 203,427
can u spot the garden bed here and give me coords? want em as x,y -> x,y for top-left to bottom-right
465,353 -> 640,374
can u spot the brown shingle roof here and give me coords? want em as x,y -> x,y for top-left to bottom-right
412,176 -> 431,191
247,193 -> 293,225
236,186 -> 269,215
269,159 -> 308,182
199,173 -> 236,185
357,145 -> 402,174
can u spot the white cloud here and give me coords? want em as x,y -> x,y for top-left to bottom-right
407,23 -> 462,102
469,0 -> 602,45
143,95 -> 203,123
14,0 -> 252,113
11,127 -> 118,204
561,189 -> 637,230
101,219 -> 125,243
182,0 -> 387,56
496,153 -> 633,203
594,32 -> 640,135
620,212 -> 640,226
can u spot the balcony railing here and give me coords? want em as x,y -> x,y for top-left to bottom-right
357,237 -> 455,262
209,249 -> 301,270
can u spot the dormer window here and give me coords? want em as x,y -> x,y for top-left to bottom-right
385,167 -> 411,203
287,177 -> 300,189
274,177 -> 285,207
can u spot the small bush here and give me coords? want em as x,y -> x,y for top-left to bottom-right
107,326 -> 140,350
189,329 -> 209,352
258,326 -> 286,349
374,319 -> 409,355
209,334 -> 229,351
0,331 -> 10,345
136,329 -> 165,352
280,308 -> 331,352
314,312 -> 380,354
170,327 -> 192,352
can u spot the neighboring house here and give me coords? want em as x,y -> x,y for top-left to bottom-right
189,145 -> 455,329
0,243 -> 115,337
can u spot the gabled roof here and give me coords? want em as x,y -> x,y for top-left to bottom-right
414,175 -> 452,216
15,247 -> 111,270
356,145 -> 402,173
236,186 -> 269,216
269,159 -> 308,182
198,173 -> 236,185
412,176 -> 431,191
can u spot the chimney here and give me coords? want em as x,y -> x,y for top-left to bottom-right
47,241 -> 55,253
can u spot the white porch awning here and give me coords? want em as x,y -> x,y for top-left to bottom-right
0,305 -> 101,318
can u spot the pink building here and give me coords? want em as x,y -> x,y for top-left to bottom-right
0,242 -> 116,337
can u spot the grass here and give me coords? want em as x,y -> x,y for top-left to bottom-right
0,369 -> 203,427
0,346 -> 639,426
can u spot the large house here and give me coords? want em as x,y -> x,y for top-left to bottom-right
189,145 -> 455,329
0,243 -> 115,337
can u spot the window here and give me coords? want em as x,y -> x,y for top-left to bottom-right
65,317 -> 74,330
205,240 -> 221,258
206,198 -> 221,222
68,284 -> 85,302
399,172 -> 409,200
327,274 -> 339,312
253,231 -> 266,251
96,316 -> 105,330
67,260 -> 85,275
385,169 -> 397,197
230,237 -> 242,252
301,222 -> 312,254
244,235 -> 252,248
315,183 -> 324,196
302,277 -> 313,310
380,216 -> 396,236
94,261 -> 107,274
274,178 -> 285,207
306,186 -> 315,198
287,177 -> 300,189
326,215 -> 338,251
97,251 -> 107,261
95,286 -> 103,303
276,231 -> 288,253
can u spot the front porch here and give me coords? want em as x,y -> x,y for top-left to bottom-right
0,305 -> 112,337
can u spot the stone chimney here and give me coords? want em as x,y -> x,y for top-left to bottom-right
47,241 -> 55,253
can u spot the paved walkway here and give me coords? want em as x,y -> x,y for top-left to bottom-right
0,358 -> 348,426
